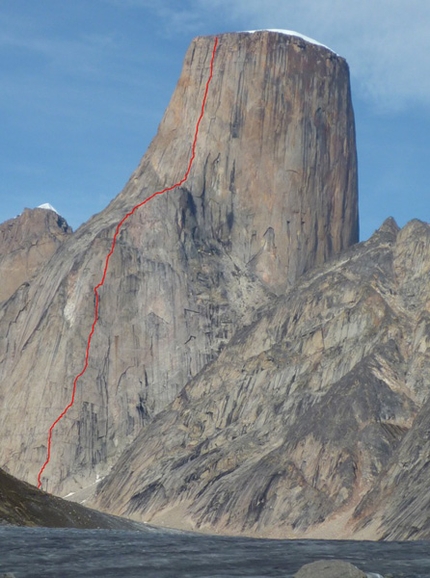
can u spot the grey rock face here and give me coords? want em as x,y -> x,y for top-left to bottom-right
0,208 -> 72,303
0,31 -> 358,496
92,218 -> 430,539
294,560 -> 366,578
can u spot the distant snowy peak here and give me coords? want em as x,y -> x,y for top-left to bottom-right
244,29 -> 336,54
37,203 -> 59,215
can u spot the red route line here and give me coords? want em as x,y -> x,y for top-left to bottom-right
37,36 -> 219,490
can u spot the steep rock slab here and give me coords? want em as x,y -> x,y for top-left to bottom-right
93,219 -> 430,539
0,208 -> 72,303
352,387 -> 430,541
0,31 -> 358,496
351,220 -> 430,540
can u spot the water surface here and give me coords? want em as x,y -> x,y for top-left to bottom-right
1,526 -> 429,577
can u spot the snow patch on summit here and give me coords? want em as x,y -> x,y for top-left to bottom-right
37,203 -> 59,214
245,29 -> 337,54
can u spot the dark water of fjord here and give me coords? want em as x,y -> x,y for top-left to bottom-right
1,526 -> 429,577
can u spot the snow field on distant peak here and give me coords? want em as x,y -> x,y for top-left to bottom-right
37,203 -> 59,214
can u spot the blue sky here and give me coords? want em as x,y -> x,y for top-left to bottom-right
1,1 -> 429,241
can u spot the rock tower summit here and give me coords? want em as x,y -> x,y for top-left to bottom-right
0,31 -> 359,495
145,30 -> 359,290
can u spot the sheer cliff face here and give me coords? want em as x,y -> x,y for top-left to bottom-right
93,219 -> 430,540
0,31 -> 358,495
145,32 -> 358,289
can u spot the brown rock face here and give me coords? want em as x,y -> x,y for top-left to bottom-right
92,218 -> 430,540
0,31 -> 358,497
150,31 -> 358,290
0,208 -> 72,303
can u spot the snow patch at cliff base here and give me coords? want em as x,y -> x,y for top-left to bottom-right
245,29 -> 336,54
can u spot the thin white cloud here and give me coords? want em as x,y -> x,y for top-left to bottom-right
0,29 -> 118,79
101,0 -> 204,34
